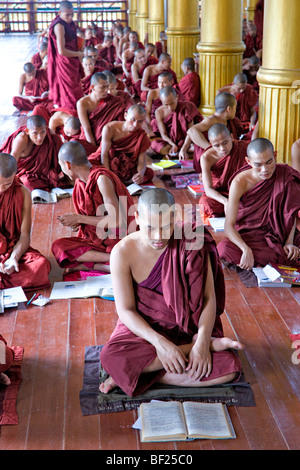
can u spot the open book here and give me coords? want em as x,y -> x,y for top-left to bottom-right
49,275 -> 114,300
31,187 -> 73,204
208,217 -> 225,232
126,182 -> 155,196
139,401 -> 235,442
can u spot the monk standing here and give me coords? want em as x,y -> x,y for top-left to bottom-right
99,188 -> 242,396
52,141 -> 136,274
47,1 -> 84,109
218,138 -> 300,270
0,153 -> 51,290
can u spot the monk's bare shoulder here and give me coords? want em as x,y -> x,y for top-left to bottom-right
202,147 -> 219,166
111,232 -> 140,266
230,167 -> 256,195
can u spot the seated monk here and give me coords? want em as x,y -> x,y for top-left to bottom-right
291,138 -> 300,173
121,41 -> 139,81
140,53 -> 177,103
0,115 -> 62,192
77,72 -> 126,146
84,45 -> 110,70
175,57 -> 201,107
103,70 -> 134,111
0,153 -> 51,290
81,55 -> 99,95
218,73 -> 258,129
52,141 -> 136,274
129,48 -> 149,98
218,138 -> 300,270
151,86 -> 203,157
90,104 -> 154,184
97,35 -> 116,67
243,23 -> 262,60
242,55 -> 260,93
31,41 -> 48,69
0,334 -> 14,386
84,27 -> 98,48
145,43 -> 158,64
99,188 -> 243,396
199,124 -> 249,220
12,62 -> 50,112
181,92 -> 248,171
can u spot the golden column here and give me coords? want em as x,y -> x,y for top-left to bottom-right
136,0 -> 148,44
245,0 -> 256,22
127,0 -> 137,31
166,0 -> 200,80
198,0 -> 245,116
148,0 -> 165,45
257,0 -> 300,164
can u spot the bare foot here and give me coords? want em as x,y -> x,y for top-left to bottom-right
211,337 -> 244,352
99,376 -> 117,394
0,372 -> 11,386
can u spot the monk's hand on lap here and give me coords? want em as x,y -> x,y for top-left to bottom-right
155,337 -> 188,374
2,258 -> 18,275
186,340 -> 212,381
238,248 -> 254,271
284,243 -> 300,261
132,172 -> 143,185
58,214 -> 80,229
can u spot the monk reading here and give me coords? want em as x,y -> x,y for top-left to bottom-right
99,188 -> 242,396
0,115 -> 62,192
175,57 -> 201,107
217,73 -> 258,129
12,62 -> 50,112
200,124 -> 249,219
90,104 -> 153,184
31,41 -> 48,69
77,72 -> 126,147
52,141 -> 136,274
140,53 -> 177,103
0,153 -> 51,290
218,138 -> 300,270
151,86 -> 203,157
47,1 -> 84,109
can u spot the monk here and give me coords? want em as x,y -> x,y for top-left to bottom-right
99,188 -> 242,396
81,55 -> 98,95
129,48 -> 148,97
151,86 -> 203,157
243,23 -> 262,60
0,115 -> 62,191
49,111 -> 81,139
77,72 -> 126,146
180,92 -> 248,172
31,41 -> 48,69
98,35 -> 116,66
47,1 -> 84,109
0,153 -> 51,290
175,57 -> 201,107
102,70 -> 134,110
199,124 -> 249,219
218,138 -> 300,270
91,104 -> 153,184
218,73 -> 258,129
12,62 -> 50,112
0,335 -> 14,386
52,141 -> 136,273
84,27 -> 98,47
140,53 -> 177,103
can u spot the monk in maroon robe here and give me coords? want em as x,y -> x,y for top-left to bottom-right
100,188 -> 242,397
47,2 -> 84,110
218,138 -> 300,270
0,154 -> 51,291
91,104 -> 153,184
140,53 -> 177,103
0,335 -> 14,386
199,124 -> 249,219
175,58 -> 201,107
151,86 -> 203,156
98,36 -> 116,65
31,42 -> 48,69
52,141 -> 136,273
0,115 -> 62,192
12,63 -> 50,112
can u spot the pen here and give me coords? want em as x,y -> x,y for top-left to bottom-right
27,293 -> 37,306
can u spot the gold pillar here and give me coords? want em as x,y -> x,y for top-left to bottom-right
245,0 -> 256,22
136,0 -> 148,43
148,0 -> 165,45
127,0 -> 137,31
166,0 -> 200,80
198,0 -> 245,116
257,0 -> 300,164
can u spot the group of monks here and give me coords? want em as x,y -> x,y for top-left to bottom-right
1,0 -> 300,401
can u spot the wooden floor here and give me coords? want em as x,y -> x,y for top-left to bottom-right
1,33 -> 300,452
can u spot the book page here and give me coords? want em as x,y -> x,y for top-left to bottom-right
183,402 -> 232,438
49,280 -> 87,299
85,275 -> 113,297
31,189 -> 57,203
141,402 -> 187,440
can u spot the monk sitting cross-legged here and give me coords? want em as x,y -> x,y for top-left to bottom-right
89,104 -> 154,185
218,138 -> 300,270
0,153 -> 51,290
140,52 -> 177,103
0,115 -> 62,192
99,188 -> 243,396
52,141 -> 136,274
12,62 -> 50,112
200,124 -> 249,220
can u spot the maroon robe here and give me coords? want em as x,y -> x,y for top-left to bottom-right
218,164 -> 300,267
99,45 -> 116,66
81,66 -> 105,95
199,140 -> 249,218
51,166 -> 136,268
31,51 -> 43,69
140,68 -> 178,103
79,94 -> 126,145
236,85 -> 258,123
151,101 -> 203,154
100,224 -> 241,397
12,69 -> 50,112
0,126 -> 62,191
48,15 -> 84,109
0,335 -> 14,375
89,127 -> 153,183
175,71 -> 201,107
0,179 -> 50,290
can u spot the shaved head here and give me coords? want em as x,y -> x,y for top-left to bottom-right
215,92 -> 237,113
247,138 -> 274,158
60,1 -> 73,11
233,73 -> 248,85
24,62 -> 35,74
0,153 -> 17,178
103,70 -> 117,84
159,85 -> 177,99
90,72 -> 108,86
208,123 -> 231,141
159,53 -> 171,63
127,104 -> 146,116
27,115 -> 46,129
58,141 -> 88,166
138,188 -> 175,217
182,57 -> 195,70
65,116 -> 81,133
